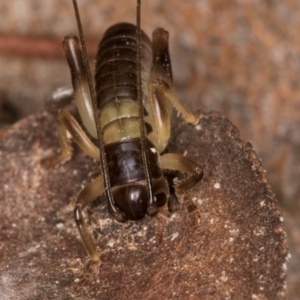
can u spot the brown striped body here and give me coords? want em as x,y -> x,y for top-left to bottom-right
96,23 -> 169,220
95,23 -> 152,110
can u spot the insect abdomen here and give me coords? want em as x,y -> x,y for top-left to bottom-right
96,23 -> 153,145
95,23 -> 152,111
95,23 -> 169,220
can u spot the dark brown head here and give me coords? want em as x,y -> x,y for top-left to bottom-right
111,183 -> 168,221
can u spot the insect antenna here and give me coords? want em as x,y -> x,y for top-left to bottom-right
136,0 -> 155,215
71,0 -> 124,220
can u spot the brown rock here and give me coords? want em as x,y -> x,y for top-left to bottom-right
0,110 -> 287,299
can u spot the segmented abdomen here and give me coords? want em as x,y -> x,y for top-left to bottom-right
95,23 -> 169,216
95,22 -> 152,111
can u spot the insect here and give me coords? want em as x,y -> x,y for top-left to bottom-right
42,0 -> 203,282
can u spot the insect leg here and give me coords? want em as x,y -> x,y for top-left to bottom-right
41,109 -> 99,168
151,79 -> 202,124
160,153 -> 203,193
148,28 -> 202,152
148,28 -> 203,193
74,175 -> 105,282
63,35 -> 97,138
147,28 -> 173,152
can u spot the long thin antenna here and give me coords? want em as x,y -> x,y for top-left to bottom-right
136,0 -> 155,214
72,0 -> 121,219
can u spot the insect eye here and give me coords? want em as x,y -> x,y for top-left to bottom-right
154,193 -> 167,207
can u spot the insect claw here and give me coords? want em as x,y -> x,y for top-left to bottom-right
192,109 -> 203,125
76,259 -> 101,287
112,210 -> 128,223
76,275 -> 90,288
174,172 -> 202,194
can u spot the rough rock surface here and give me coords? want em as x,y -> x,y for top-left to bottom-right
0,110 -> 287,299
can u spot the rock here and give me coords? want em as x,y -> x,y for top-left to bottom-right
0,109 -> 287,299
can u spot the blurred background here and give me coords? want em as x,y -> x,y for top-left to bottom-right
0,0 -> 299,298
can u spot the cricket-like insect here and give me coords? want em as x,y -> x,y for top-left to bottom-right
42,0 -> 203,280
